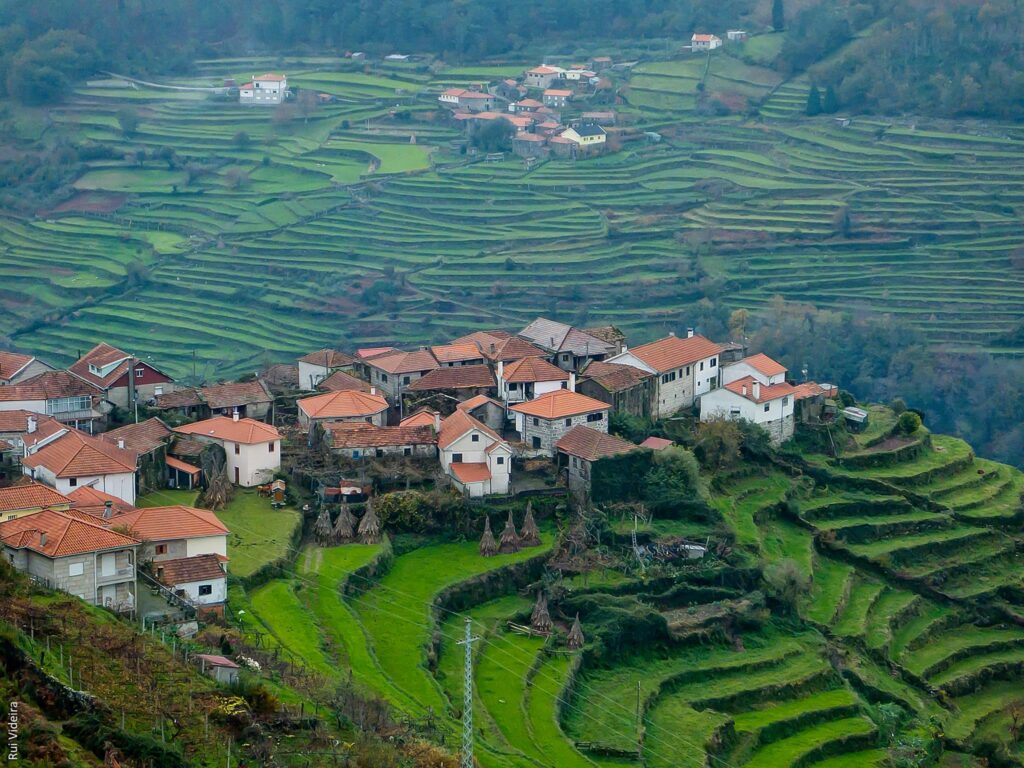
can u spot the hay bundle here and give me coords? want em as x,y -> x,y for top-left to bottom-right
567,613 -> 585,650
479,516 -> 498,557
530,592 -> 552,634
519,501 -> 541,547
313,507 -> 333,546
357,499 -> 381,544
330,501 -> 356,544
498,509 -> 519,554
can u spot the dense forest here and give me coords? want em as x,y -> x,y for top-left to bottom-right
2,0 -> 1024,117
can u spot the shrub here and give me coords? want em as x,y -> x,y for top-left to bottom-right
897,411 -> 922,435
890,398 -> 907,415
693,419 -> 742,469
762,559 -> 810,615
642,446 -> 701,513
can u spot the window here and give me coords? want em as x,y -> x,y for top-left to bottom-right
453,453 -> 463,463
380,373 -> 388,383
561,382 -> 567,389
782,396 -> 790,406
700,361 -> 705,371
69,562 -> 84,577
509,382 -> 518,391
404,447 -> 412,456
155,544 -> 167,555
198,584 -> 213,596
375,449 -> 384,457
764,403 -> 771,413
730,408 -> 741,416
471,434 -> 480,442
269,442 -> 276,453
68,477 -> 78,487
234,443 -> 240,455
661,372 -> 676,384
587,412 -> 604,422
710,358 -> 717,368
686,366 -> 691,376
496,456 -> 504,465
533,417 -> 540,426
135,367 -> 145,378
562,354 -> 570,362
532,436 -> 541,449
154,386 -> 163,396
88,364 -> 100,375
565,418 -> 572,426
46,395 -> 92,415
403,376 -> 411,386
352,450 -> 361,459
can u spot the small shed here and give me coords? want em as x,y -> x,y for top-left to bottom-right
195,654 -> 240,685
842,406 -> 869,432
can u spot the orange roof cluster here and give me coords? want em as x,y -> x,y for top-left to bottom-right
115,505 -> 229,541
100,417 -> 171,455
741,353 -> 787,377
510,389 -> 608,420
626,334 -> 721,373
500,356 -> 569,383
66,485 -> 134,517
0,370 -> 99,403
430,343 -> 484,364
0,481 -> 71,514
438,409 -> 503,450
156,553 -> 225,586
407,365 -> 495,391
723,376 -> 797,404
0,508 -> 138,558
174,416 -> 280,444
554,426 -> 637,462
298,349 -> 354,367
319,369 -> 371,393
298,390 -> 388,420
323,422 -> 436,449
22,430 -> 137,478
400,408 -> 440,428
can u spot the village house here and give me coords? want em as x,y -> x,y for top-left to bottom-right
260,364 -> 299,394
509,98 -> 544,114
155,380 -> 274,421
496,79 -> 525,101
0,351 -> 54,385
691,34 -> 723,51
562,68 -> 596,82
154,554 -> 228,617
700,377 -> 797,445
0,411 -> 68,459
524,66 -> 563,89
510,389 -> 610,456
590,56 -> 613,71
297,349 -> 355,391
404,364 -> 497,405
430,343 -> 486,367
496,357 -> 572,408
721,353 -> 788,387
606,331 -> 721,418
323,422 -> 437,460
554,425 -> 638,496
543,89 -> 572,108
791,382 -> 839,424
173,415 -> 281,487
581,111 -> 617,126
560,124 -> 607,150
518,318 -> 617,371
364,349 -> 439,402
22,429 -> 138,505
297,389 -> 389,428
195,654 -> 240,685
438,88 -> 495,112
100,417 -> 172,494
727,30 -> 749,41
0,509 -> 139,612
239,73 -> 288,105
438,409 -> 512,497
512,132 -> 548,159
0,481 -> 71,522
66,485 -> 134,518
455,395 -> 505,432
69,343 -> 176,410
452,331 -> 547,364
0,371 -> 104,433
400,407 -> 440,428
318,369 -> 372,393
548,135 -> 575,158
577,361 -> 656,419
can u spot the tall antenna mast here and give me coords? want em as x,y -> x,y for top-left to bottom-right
457,617 -> 479,768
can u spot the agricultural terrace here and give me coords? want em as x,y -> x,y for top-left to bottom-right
3,48 -> 1024,379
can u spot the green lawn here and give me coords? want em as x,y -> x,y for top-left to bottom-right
216,490 -> 301,577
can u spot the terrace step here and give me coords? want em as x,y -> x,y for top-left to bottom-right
682,656 -> 836,713
823,510 -> 953,545
731,688 -> 860,745
929,646 -> 1024,695
741,716 -> 877,768
846,526 -> 995,569
799,497 -> 912,524
907,625 -> 1024,680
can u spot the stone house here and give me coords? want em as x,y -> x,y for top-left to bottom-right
323,422 -> 437,460
554,425 -> 638,496
496,356 -> 571,408
543,89 -> 572,108
405,364 -> 497,406
451,331 -> 547,365
510,389 -> 610,456
0,351 -> 54,385
0,509 -> 138,612
364,349 -> 439,402
518,317 -> 617,371
318,369 -> 372,393
430,343 -> 486,367
524,66 -> 563,89
154,380 -> 274,421
298,349 -> 355,391
297,389 -> 389,428
577,361 -> 656,419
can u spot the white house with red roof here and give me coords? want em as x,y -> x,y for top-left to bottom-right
0,351 -> 54,386
437,409 -> 512,497
0,371 -> 104,432
114,505 -> 229,562
525,65 -> 564,89
691,34 -> 722,51
438,88 -> 495,112
22,429 -> 139,504
239,73 -> 288,105
173,414 -> 281,486
496,357 -> 572,407
606,330 -> 722,417
700,377 -> 797,444
721,353 -> 788,387
297,349 -> 355,391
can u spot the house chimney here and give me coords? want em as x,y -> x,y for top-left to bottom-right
39,532 -> 47,547
752,381 -> 761,400
434,411 -> 441,432
668,331 -> 675,337
117,438 -> 125,450
489,343 -> 496,353
687,328 -> 695,338
370,387 -> 376,396
497,360 -> 504,381
742,384 -> 747,397
232,409 -> 240,422
27,415 -> 37,434
103,500 -> 113,519
568,372 -> 576,392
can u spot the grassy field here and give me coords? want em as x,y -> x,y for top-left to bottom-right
215,490 -> 301,577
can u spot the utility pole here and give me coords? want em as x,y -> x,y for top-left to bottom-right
456,617 -> 479,768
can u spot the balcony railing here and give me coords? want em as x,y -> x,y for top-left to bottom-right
96,566 -> 135,583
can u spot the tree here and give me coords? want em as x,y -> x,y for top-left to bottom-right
763,559 -> 809,614
472,117 -> 515,153
693,419 -> 742,469
117,109 -> 138,136
232,130 -> 251,149
823,84 -> 840,113
831,205 -> 851,237
772,0 -> 785,31
898,411 -> 922,435
805,84 -> 822,116
728,308 -> 749,341
642,446 -> 701,511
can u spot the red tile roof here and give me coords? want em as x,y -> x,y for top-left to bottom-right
692,34 -> 719,42
195,654 -> 238,668
366,349 -> 440,375
581,361 -> 650,393
256,73 -> 286,82
554,425 -> 637,461
544,89 -> 572,97
165,455 -> 201,476
723,376 -> 797,404
430,343 -> 484,364
318,370 -> 372,393
791,382 -> 838,400
626,334 -> 721,373
66,485 -> 134,517
0,508 -> 138,557
509,390 -> 608,420
200,380 -> 272,409
356,347 -> 400,360
0,482 -> 71,515
438,409 -> 503,450
741,353 -> 787,377
100,417 -> 171,455
0,351 -> 34,381
174,416 -> 280,445
114,505 -> 229,541
500,356 -> 569,384
155,389 -> 205,409
450,462 -> 491,483
297,390 -> 388,420
528,66 -> 559,74
323,422 -> 436,449
22,430 -> 137,478
400,408 -> 439,428
298,349 -> 354,367
639,436 -> 674,451
156,553 -> 225,586
406,365 -> 495,391
0,370 -> 99,403
457,394 -> 503,413
67,343 -> 132,389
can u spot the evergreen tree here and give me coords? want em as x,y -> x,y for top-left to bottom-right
806,84 -> 822,116
772,0 -> 785,31
823,84 -> 840,113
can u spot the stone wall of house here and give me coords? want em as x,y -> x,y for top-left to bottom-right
577,379 -> 655,420
336,444 -> 436,459
521,410 -> 609,454
764,414 -> 795,446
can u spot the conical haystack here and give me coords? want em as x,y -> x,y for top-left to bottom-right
357,499 -> 381,544
313,507 -> 333,546
567,613 -> 585,650
479,516 -> 498,557
531,591 -> 552,634
330,501 -> 356,544
498,509 -> 520,554
519,501 -> 541,547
